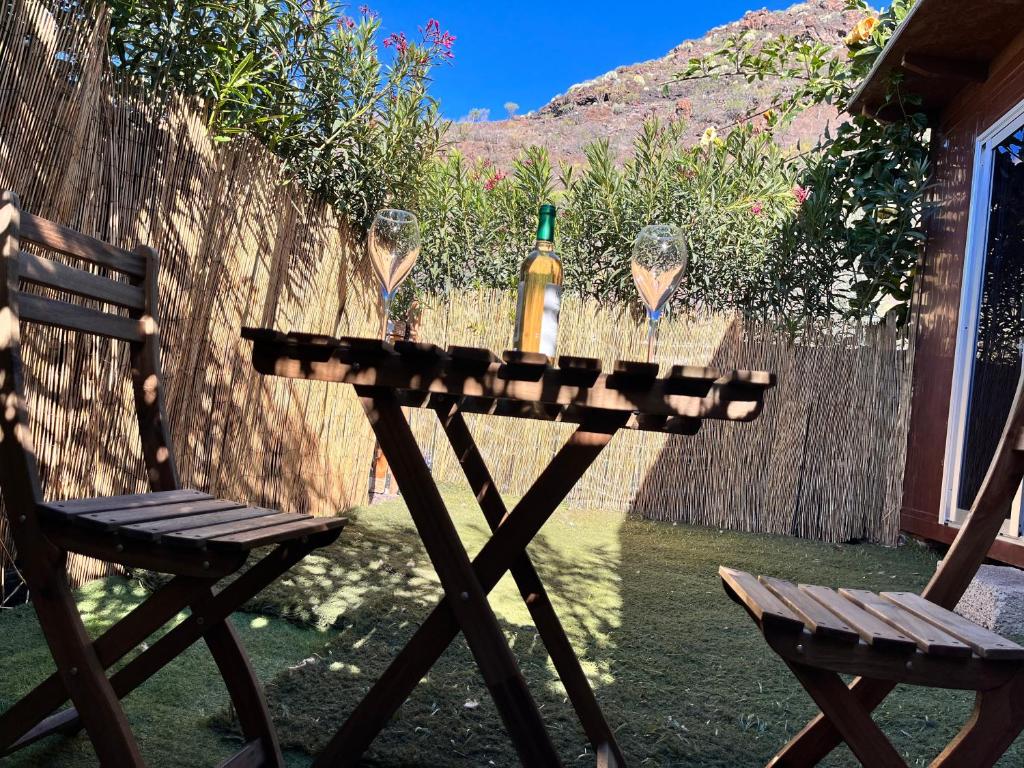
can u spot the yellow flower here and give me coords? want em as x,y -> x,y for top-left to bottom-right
700,126 -> 720,148
844,16 -> 878,46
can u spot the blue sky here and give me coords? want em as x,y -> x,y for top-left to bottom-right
366,1 -> 799,119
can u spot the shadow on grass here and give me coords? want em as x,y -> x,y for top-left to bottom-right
213,484 -> 1022,767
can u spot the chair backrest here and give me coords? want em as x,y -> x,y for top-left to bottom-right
924,369 -> 1024,608
0,191 -> 180,529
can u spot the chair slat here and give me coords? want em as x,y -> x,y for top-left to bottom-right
209,517 -> 347,550
19,212 -> 147,276
760,576 -> 860,642
881,592 -> 1024,660
18,293 -> 143,342
19,251 -> 145,310
719,567 -> 804,631
76,499 -> 243,529
163,513 -> 308,547
839,589 -> 972,657
122,506 -> 277,539
800,584 -> 916,651
43,490 -> 212,515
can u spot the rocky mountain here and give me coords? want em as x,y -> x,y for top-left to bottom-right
450,0 -> 864,169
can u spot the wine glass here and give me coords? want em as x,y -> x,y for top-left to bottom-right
368,209 -> 421,339
631,224 -> 688,362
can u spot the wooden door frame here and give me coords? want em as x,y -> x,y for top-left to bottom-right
941,95 -> 1024,540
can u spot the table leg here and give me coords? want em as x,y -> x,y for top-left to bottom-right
349,388 -> 560,767
439,406 -> 627,767
313,397 -> 623,767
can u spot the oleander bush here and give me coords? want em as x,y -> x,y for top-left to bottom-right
105,0 -> 452,229
412,0 -> 929,324
99,0 -> 928,323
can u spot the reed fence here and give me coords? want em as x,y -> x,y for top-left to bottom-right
410,291 -> 914,545
0,1 -> 915,597
0,0 -> 379,593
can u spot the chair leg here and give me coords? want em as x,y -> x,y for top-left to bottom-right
767,676 -> 896,767
785,661 -> 906,768
930,671 -> 1024,768
1,575 -> 199,755
23,554 -> 146,766
203,617 -> 285,767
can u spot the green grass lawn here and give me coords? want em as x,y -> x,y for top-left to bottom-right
1,485 -> 1021,767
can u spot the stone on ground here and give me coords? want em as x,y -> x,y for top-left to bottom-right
951,563 -> 1024,636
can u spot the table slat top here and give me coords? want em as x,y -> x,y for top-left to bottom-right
242,328 -> 776,432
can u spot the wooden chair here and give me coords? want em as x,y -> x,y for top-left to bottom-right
0,191 -> 347,767
720,370 -> 1024,766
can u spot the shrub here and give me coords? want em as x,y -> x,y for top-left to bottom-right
106,0 -> 452,230
412,1 -> 928,325
413,121 -> 797,315
678,0 -> 929,321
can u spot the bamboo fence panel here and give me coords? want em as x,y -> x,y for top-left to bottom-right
0,0 -> 917,596
0,0 -> 379,592
411,290 -> 915,545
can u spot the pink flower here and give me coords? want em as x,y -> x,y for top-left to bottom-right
483,170 -> 506,191
337,14 -> 355,29
358,4 -> 375,16
751,202 -> 763,216
419,18 -> 455,59
383,32 -> 408,54
792,184 -> 811,205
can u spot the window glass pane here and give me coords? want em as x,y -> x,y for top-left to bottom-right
957,125 -> 1024,513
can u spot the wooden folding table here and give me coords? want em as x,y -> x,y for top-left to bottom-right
242,328 -> 775,768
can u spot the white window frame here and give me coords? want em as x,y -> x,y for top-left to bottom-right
941,97 -> 1024,540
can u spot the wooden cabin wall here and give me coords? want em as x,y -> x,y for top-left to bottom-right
902,27 -> 1024,566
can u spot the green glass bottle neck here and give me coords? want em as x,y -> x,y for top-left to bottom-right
536,205 -> 556,243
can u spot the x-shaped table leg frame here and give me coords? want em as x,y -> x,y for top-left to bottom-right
313,388 -> 628,768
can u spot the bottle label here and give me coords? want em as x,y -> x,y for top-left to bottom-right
539,283 -> 561,357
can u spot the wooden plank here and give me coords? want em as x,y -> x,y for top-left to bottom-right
719,567 -> 803,631
760,576 -> 860,642
881,592 -> 1024,660
17,293 -> 143,342
42,489 -> 211,515
121,506 -> 277,539
764,630 -> 1019,691
839,589 -> 972,657
500,350 -> 549,381
338,336 -> 394,356
19,213 -> 147,276
74,499 -> 241,529
501,350 -> 549,367
162,513 -> 306,547
557,355 -> 602,374
19,251 -> 145,310
666,365 -> 718,397
609,359 -> 659,390
250,340 -> 772,423
448,345 -> 499,372
395,340 -> 446,365
209,517 -> 347,550
800,584 -> 916,651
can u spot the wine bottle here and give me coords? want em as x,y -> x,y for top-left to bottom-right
513,204 -> 563,357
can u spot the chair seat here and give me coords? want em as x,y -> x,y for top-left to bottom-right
36,489 -> 347,576
720,566 -> 1024,691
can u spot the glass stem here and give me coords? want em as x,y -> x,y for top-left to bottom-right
646,310 -> 659,363
381,295 -> 392,341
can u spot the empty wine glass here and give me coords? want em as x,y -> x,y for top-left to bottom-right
368,209 -> 421,339
631,224 -> 688,362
